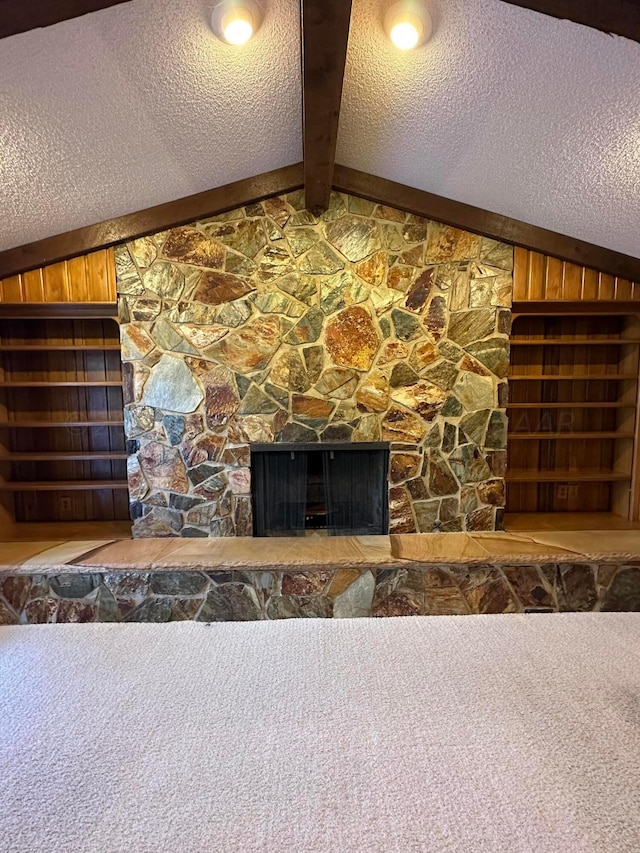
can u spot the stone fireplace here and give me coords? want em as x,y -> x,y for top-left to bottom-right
117,191 -> 512,538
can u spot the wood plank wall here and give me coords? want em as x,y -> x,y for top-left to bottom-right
513,247 -> 640,302
0,249 -> 116,303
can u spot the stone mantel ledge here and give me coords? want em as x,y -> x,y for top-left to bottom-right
2,531 -> 640,575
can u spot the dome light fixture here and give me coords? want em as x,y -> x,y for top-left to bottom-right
212,0 -> 262,46
384,0 -> 432,50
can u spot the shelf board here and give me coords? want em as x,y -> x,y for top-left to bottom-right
509,374 -> 638,381
0,451 -> 128,461
0,381 -> 122,387
0,480 -> 129,491
508,431 -> 634,440
506,469 -> 631,483
0,345 -> 121,351
507,402 -> 634,409
0,520 -> 133,542
503,512 -> 640,532
0,420 -> 124,428
510,338 -> 640,346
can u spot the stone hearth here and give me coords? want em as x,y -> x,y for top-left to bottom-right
117,191 -> 513,537
2,532 -> 640,623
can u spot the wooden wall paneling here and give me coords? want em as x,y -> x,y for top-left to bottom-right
598,273 -> 615,301
544,256 -> 564,300
527,252 -> 545,300
582,267 -> 599,300
67,255 -> 90,302
22,268 -> 45,302
0,248 -> 117,305
563,262 -> 582,301
42,261 -> 70,302
512,247 -> 528,300
513,247 -> 640,303
616,278 -> 633,300
86,250 -> 116,302
1,276 -> 23,302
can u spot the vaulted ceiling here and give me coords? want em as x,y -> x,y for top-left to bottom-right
1,0 -> 639,258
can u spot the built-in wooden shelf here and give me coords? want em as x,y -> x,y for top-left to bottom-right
0,381 -> 122,387
504,512 -> 640,532
506,469 -> 631,483
510,339 -> 640,346
0,345 -> 122,351
0,480 -> 129,491
509,374 -> 637,381
0,452 -> 128,462
0,519 -> 133,542
0,315 -> 129,531
507,402 -> 634,409
508,432 -> 634,440
0,420 -> 125,428
507,295 -> 640,522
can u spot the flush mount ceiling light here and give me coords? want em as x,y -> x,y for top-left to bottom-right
384,0 -> 432,50
211,0 -> 262,46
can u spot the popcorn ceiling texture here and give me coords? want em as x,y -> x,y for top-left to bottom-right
1,0 -> 639,257
116,191 -> 513,538
0,0 -> 302,251
338,0 -> 640,258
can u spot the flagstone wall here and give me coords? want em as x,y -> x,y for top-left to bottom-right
116,191 -> 513,538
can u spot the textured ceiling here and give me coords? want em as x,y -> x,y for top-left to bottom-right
0,0 -> 302,252
338,0 -> 640,258
0,0 -> 639,258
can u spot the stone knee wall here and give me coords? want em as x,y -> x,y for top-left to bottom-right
116,191 -> 512,537
2,563 -> 639,623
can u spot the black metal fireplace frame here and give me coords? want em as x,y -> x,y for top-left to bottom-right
250,442 -> 390,537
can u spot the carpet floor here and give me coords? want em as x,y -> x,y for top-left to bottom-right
1,613 -> 640,852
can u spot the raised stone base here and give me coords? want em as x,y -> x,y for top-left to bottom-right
2,564 -> 639,624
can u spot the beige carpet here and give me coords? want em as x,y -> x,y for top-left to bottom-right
1,614 -> 640,852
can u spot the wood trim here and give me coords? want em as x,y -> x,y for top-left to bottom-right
0,0 -> 132,40
0,303 -> 118,318
0,163 -> 304,280
3,159 -> 639,288
513,302 -> 640,315
301,0 -> 353,212
333,165 -> 640,282
498,1 -> 640,44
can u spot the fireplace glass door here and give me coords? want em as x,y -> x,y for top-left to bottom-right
251,444 -> 389,537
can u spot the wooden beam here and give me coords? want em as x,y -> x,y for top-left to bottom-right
0,0 -> 132,39
498,1 -> 640,44
0,164 -> 304,280
332,164 -> 640,282
301,0 -> 353,213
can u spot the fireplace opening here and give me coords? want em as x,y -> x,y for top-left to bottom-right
251,443 -> 389,537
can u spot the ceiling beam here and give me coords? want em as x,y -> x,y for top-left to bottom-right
0,0 -> 133,39
0,164 -> 304,280
301,0 -> 353,213
333,165 -> 640,282
497,1 -> 640,43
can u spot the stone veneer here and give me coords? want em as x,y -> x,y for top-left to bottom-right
2,563 -> 639,623
116,191 -> 513,537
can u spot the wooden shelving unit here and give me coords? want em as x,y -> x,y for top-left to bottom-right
0,316 -> 131,527
505,311 -> 640,526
